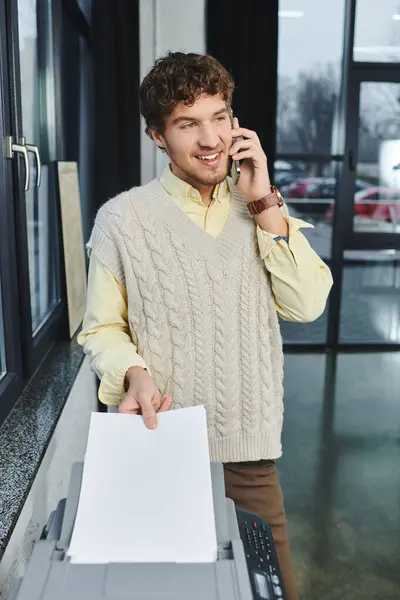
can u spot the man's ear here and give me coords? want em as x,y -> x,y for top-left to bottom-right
150,129 -> 166,152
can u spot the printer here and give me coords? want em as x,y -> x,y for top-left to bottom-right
10,462 -> 286,600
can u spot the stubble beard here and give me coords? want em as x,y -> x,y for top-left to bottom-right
184,159 -> 229,188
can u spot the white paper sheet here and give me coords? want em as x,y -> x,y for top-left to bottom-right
67,406 -> 217,564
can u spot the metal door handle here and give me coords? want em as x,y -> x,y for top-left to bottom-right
24,140 -> 42,188
5,135 -> 30,191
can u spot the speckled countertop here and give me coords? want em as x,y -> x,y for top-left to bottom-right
0,338 -> 84,561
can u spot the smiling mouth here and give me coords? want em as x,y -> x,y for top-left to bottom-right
195,152 -> 222,166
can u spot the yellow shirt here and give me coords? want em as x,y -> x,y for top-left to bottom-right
78,166 -> 333,404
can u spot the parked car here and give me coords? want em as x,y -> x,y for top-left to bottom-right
353,187 -> 400,221
283,178 -> 335,217
326,186 -> 400,222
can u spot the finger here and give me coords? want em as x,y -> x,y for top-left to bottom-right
140,396 -> 158,429
229,138 -> 255,156
152,389 -> 162,412
118,395 -> 140,414
231,149 -> 264,163
231,129 -> 243,144
233,116 -> 239,129
158,394 -> 173,413
233,127 -> 261,146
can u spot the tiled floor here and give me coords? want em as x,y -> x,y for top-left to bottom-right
279,353 -> 400,600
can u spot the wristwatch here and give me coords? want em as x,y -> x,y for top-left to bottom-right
247,185 -> 284,216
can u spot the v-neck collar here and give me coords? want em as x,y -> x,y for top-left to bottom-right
141,178 -> 254,266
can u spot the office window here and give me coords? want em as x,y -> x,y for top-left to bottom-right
17,0 -> 61,333
277,1 -> 346,344
340,250 -> 400,343
0,0 -> 94,426
354,0 -> 400,63
353,81 -> 400,234
276,159 -> 336,260
277,0 -> 346,155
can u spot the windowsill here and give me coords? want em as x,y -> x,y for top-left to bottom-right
0,337 -> 84,561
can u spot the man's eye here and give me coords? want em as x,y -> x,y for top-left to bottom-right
216,116 -> 227,121
181,122 -> 196,129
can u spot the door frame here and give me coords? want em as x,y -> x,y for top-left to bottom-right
325,0 -> 400,349
327,67 -> 400,348
5,0 -> 66,376
0,0 -> 24,421
343,66 -> 400,251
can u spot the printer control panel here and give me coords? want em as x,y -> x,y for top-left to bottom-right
236,509 -> 286,600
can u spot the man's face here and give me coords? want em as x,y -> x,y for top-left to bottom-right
153,93 -> 233,189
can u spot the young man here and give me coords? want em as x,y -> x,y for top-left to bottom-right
78,52 -> 332,600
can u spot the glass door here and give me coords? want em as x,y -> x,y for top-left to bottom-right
347,69 -> 400,246
0,0 -> 24,416
5,0 -> 63,372
339,68 -> 400,345
16,0 -> 61,333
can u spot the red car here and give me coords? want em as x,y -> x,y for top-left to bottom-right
326,187 -> 400,222
285,178 -> 335,216
353,187 -> 400,221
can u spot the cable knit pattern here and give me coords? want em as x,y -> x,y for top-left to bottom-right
136,211 -> 191,407
88,179 -> 284,463
240,238 -> 261,432
259,272 -> 274,425
103,206 -> 170,392
169,232 -> 211,414
206,261 -> 240,437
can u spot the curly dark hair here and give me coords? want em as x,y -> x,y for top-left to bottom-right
139,52 -> 235,138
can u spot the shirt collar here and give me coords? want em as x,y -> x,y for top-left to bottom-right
160,164 -> 228,206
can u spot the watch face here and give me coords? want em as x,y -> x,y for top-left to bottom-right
272,185 -> 284,205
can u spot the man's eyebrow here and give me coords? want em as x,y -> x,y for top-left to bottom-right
172,108 -> 229,125
213,108 -> 229,117
172,115 -> 197,125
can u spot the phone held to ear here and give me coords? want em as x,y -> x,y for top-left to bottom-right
229,152 -> 241,186
229,117 -> 242,186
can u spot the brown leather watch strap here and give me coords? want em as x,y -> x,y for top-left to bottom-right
247,186 -> 284,216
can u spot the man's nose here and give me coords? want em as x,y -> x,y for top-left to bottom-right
198,124 -> 220,148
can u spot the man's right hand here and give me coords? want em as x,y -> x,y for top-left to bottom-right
118,366 -> 172,429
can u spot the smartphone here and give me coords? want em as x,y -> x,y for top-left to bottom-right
229,152 -> 241,186
229,117 -> 242,185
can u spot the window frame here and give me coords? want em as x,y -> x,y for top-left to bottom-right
277,0 -> 400,351
6,0 -> 69,377
0,0 -> 24,423
0,0 -> 92,426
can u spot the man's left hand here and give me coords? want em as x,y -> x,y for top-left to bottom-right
229,117 -> 271,202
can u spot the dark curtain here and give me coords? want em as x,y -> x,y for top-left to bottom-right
92,0 -> 141,209
206,0 -> 279,180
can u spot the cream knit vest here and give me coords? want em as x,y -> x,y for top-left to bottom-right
88,178 -> 284,463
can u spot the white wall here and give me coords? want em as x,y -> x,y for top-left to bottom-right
139,0 -> 206,184
0,358 -> 97,599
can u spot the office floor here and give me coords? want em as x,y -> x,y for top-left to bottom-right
279,353 -> 400,600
